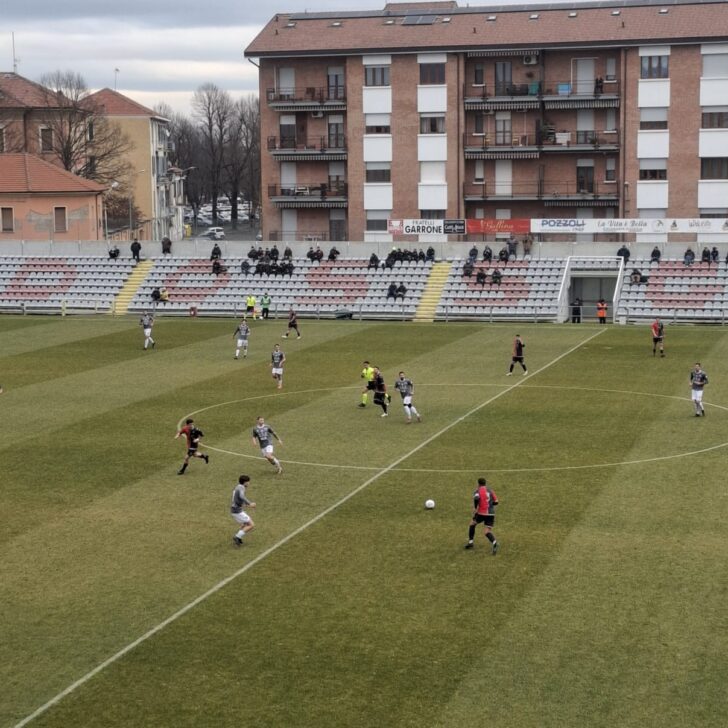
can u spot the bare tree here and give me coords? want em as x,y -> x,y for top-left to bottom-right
192,83 -> 234,224
224,94 -> 260,226
37,71 -> 135,186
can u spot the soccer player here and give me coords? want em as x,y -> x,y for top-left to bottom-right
690,362 -> 709,417
651,318 -> 665,357
231,474 -> 256,547
234,319 -> 251,359
271,344 -> 286,389
252,416 -> 283,473
174,418 -> 209,474
140,311 -> 155,350
359,360 -> 375,408
464,477 -> 499,554
282,308 -> 301,339
394,371 -> 422,423
372,366 -> 389,417
506,334 -> 528,376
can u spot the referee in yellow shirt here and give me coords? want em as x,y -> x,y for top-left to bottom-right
359,360 -> 375,407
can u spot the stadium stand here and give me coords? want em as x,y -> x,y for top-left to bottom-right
128,257 -> 433,318
0,256 -> 135,313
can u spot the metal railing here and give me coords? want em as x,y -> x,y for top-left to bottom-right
267,230 -> 347,242
463,79 -> 620,99
266,86 -> 346,104
463,82 -> 542,99
267,182 -> 348,198
543,79 -> 620,97
463,130 -> 619,149
267,135 -> 347,152
463,181 -> 620,199
464,132 -> 539,148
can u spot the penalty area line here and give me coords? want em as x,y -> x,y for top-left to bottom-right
14,328 -> 604,728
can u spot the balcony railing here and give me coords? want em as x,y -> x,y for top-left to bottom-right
464,130 -> 620,150
542,79 -> 620,97
266,86 -> 347,104
464,82 -> 542,99
464,132 -> 539,148
268,182 -> 348,198
268,230 -> 347,242
464,79 -> 620,100
267,135 -> 347,152
463,181 -> 619,199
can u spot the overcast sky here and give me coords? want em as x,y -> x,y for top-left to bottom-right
2,0 -> 565,115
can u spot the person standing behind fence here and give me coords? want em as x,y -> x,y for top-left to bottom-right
571,297 -> 582,323
596,298 -> 608,324
130,238 -> 141,263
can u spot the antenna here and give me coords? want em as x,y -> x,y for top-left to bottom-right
11,32 -> 20,73
114,68 -> 120,90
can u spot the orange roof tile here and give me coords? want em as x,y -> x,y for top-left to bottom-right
0,154 -> 106,194
0,72 -> 67,109
86,88 -> 165,119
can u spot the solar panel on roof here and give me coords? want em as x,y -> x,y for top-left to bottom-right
402,15 -> 436,25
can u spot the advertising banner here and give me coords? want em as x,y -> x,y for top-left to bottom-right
443,219 -> 466,234
387,219 -> 444,235
531,218 -> 728,234
466,219 -> 531,234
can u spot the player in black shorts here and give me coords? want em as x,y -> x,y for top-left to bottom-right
465,477 -> 499,554
506,334 -> 528,376
174,418 -> 209,474
282,309 -> 301,339
372,366 -> 390,417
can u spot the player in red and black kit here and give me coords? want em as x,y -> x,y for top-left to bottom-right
506,334 -> 528,376
465,477 -> 499,554
282,309 -> 301,339
174,418 -> 209,474
651,318 -> 665,357
372,366 -> 391,417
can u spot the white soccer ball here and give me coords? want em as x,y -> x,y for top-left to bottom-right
425,499 -> 435,510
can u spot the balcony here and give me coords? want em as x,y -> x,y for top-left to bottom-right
542,79 -> 620,109
463,132 -> 540,159
267,135 -> 347,161
268,182 -> 348,208
464,82 -> 541,111
463,181 -> 619,206
266,86 -> 346,111
539,129 -> 620,152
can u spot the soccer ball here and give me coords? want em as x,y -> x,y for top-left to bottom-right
425,499 -> 435,510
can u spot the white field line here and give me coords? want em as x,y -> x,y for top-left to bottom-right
15,328 -> 605,728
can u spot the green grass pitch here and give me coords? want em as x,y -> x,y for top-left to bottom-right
1,315 -> 727,727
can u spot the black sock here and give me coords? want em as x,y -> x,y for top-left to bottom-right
509,364 -> 514,373
485,532 -> 495,543
179,462 -> 188,473
468,525 -> 476,541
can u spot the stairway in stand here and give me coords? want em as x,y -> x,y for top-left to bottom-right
413,262 -> 451,322
112,259 -> 154,314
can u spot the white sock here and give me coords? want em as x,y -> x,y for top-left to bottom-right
410,405 -> 419,417
235,529 -> 245,539
403,405 -> 411,418
235,349 -> 240,357
272,457 -> 280,467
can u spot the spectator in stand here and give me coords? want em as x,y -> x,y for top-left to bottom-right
701,246 -> 711,263
212,259 -> 227,275
328,246 -> 340,261
313,246 -> 324,262
270,244 -> 280,261
616,244 -> 631,263
468,245 -> 478,262
282,260 -> 294,277
241,259 -> 251,275
161,236 -> 172,255
483,245 -> 493,262
426,246 -> 436,262
396,283 -> 407,299
306,246 -> 316,261
630,268 -> 642,284
130,238 -> 141,263
210,243 -> 222,260
498,247 -> 509,263
491,269 -> 502,285
418,249 -> 426,262
594,76 -> 604,94
650,246 -> 661,263
151,287 -> 161,303
368,253 -> 380,270
387,282 -> 398,299
282,245 -> 293,260
522,234 -> 533,258
711,246 -> 720,263
108,245 -> 120,260
507,234 -> 518,259
384,251 -> 396,269
683,247 -> 695,266
159,287 -> 169,304
248,245 -> 259,260
476,268 -> 487,286
462,260 -> 474,277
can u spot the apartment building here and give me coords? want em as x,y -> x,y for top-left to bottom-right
245,0 -> 728,243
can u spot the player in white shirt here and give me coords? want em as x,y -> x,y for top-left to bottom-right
394,371 -> 422,423
230,474 -> 256,546
140,312 -> 155,350
234,319 -> 251,359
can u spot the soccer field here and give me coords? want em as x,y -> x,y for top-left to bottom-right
2,316 -> 727,728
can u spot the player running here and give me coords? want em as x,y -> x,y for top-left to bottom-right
464,477 -> 499,554
651,318 -> 665,357
690,362 -> 709,417
506,334 -> 528,376
234,319 -> 251,359
271,344 -> 286,389
231,474 -> 256,547
359,360 -> 375,408
282,308 -> 301,339
140,311 -> 155,350
252,416 -> 283,473
174,418 -> 209,474
394,371 -> 422,423
372,366 -> 390,417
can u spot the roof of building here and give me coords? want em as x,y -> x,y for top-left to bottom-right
0,72 -> 68,109
0,153 -> 106,194
86,88 -> 168,121
245,0 -> 728,57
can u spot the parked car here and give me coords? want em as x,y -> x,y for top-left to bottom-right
202,226 -> 225,240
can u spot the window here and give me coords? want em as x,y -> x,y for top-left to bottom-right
365,113 -> 390,134
420,161 -> 446,182
365,210 -> 389,231
605,158 -> 616,182
54,207 -> 67,233
0,126 -> 4,153
420,209 -> 446,219
473,63 -> 484,86
606,58 -> 617,81
605,109 -> 617,132
640,108 -> 668,130
88,156 -> 97,175
420,114 -> 445,134
1,207 -> 13,232
641,55 -> 669,79
365,66 -> 390,86
700,208 -> 728,218
419,63 -> 445,84
365,162 -> 391,183
87,121 -> 94,142
40,127 -> 53,152
701,158 -> 728,179
474,160 -> 484,182
279,114 -> 296,148
495,113 -> 511,145
639,158 -> 667,180
702,109 -> 728,128
702,53 -> 728,78
474,114 -> 485,134
495,61 -> 512,95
